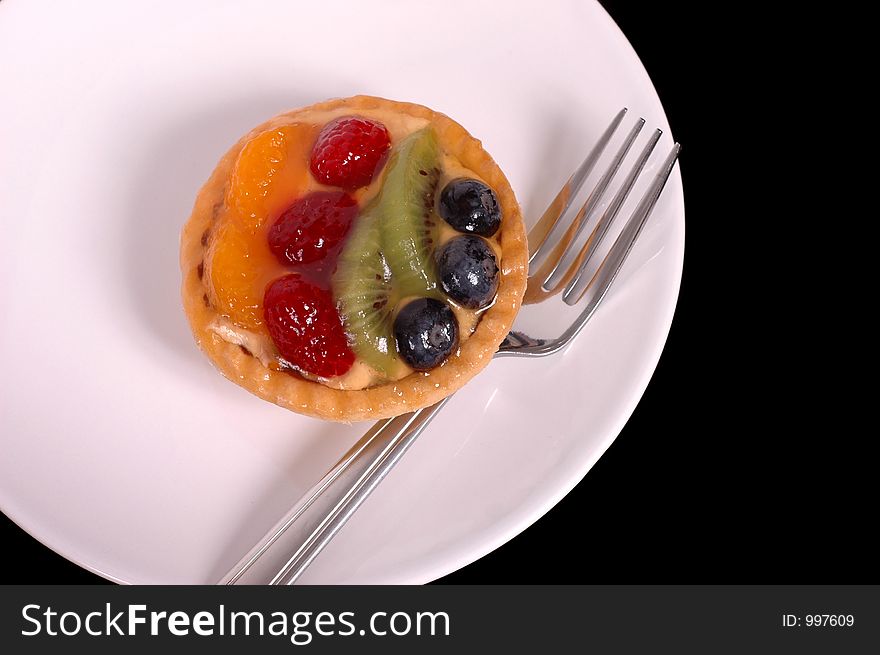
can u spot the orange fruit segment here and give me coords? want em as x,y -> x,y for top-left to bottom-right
211,122 -> 321,330
206,219 -> 277,331
228,126 -> 293,232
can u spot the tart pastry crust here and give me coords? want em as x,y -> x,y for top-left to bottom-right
180,96 -> 528,422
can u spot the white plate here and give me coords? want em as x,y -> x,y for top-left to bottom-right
0,0 -> 683,584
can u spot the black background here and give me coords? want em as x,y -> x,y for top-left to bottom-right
0,2 -> 867,584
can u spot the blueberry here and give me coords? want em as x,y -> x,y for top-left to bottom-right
393,298 -> 459,370
436,236 -> 499,309
438,178 -> 502,237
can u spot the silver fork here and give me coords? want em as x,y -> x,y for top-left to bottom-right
219,108 -> 681,585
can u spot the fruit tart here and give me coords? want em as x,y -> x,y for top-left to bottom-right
180,96 -> 528,421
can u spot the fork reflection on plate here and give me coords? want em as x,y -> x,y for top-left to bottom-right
219,108 -> 681,585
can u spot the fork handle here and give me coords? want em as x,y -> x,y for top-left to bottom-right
219,397 -> 450,585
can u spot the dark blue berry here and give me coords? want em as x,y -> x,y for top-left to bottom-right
436,236 -> 499,309
438,178 -> 502,237
393,298 -> 458,370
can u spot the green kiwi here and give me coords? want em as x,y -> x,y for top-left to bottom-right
332,126 -> 442,374
332,211 -> 397,374
376,127 -> 442,297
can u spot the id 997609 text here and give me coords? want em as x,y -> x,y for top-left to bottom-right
782,614 -> 855,627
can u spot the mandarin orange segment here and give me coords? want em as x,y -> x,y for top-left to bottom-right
206,220 -> 276,331
227,126 -> 293,232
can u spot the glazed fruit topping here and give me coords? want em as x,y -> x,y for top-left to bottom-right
436,235 -> 499,309
373,127 -> 441,296
393,298 -> 459,370
268,191 -> 358,266
229,126 -> 295,232
264,274 -> 355,378
438,178 -> 502,237
207,220 -> 277,330
310,117 -> 391,190
217,118 -> 505,379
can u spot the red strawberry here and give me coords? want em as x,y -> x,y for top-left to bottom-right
264,275 -> 354,378
310,117 -> 391,190
268,191 -> 358,266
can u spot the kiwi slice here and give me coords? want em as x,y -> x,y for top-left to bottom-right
332,126 -> 443,375
376,127 -> 442,297
332,212 -> 397,374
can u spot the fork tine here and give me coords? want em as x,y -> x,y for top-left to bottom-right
528,108 -> 627,263
522,198 -> 591,304
562,143 -> 682,306
539,117 -> 646,290
555,128 -> 662,298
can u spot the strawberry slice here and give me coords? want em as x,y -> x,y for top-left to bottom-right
268,191 -> 358,266
309,117 -> 391,190
264,274 -> 355,378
